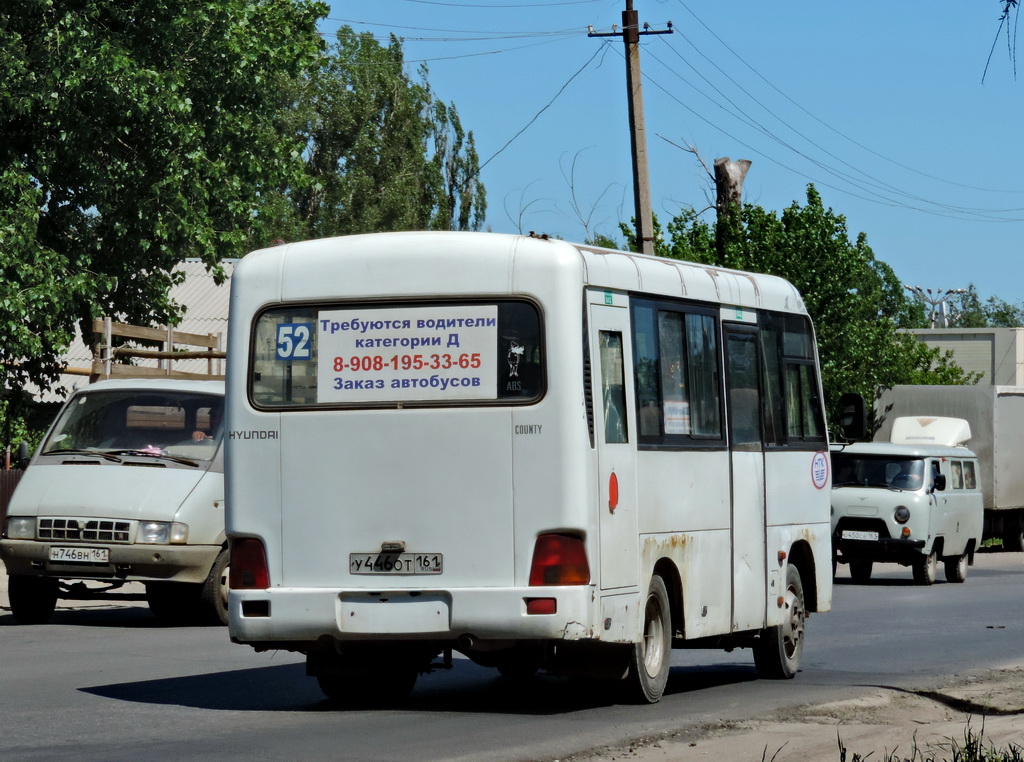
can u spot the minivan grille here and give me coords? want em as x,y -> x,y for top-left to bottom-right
38,518 -> 133,543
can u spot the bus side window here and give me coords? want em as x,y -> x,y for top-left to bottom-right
600,331 -> 628,444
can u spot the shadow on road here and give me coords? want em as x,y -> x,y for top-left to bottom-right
80,660 -> 758,715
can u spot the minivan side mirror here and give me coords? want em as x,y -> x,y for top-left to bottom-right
932,473 -> 947,492
16,441 -> 31,469
838,393 -> 867,442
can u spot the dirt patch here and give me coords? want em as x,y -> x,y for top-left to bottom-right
564,668 -> 1024,761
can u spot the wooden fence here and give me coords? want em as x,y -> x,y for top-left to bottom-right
0,468 -> 23,527
62,318 -> 226,381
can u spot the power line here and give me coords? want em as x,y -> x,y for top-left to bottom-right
477,44 -> 609,174
647,35 -> 1024,219
673,0 -> 1024,195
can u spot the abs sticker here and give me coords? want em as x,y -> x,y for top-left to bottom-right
811,451 -> 829,490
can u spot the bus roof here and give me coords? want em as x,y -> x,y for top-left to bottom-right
238,232 -> 809,317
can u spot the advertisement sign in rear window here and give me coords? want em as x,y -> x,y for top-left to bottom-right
250,301 -> 542,408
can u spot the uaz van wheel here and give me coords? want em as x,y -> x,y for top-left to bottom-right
913,550 -> 938,586
944,552 -> 968,583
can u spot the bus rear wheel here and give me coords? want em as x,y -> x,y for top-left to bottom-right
312,648 -> 422,706
625,576 -> 672,704
754,564 -> 805,679
146,581 -> 204,624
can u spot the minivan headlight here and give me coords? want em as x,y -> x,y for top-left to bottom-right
5,517 -> 36,539
894,506 -> 911,524
138,521 -> 189,544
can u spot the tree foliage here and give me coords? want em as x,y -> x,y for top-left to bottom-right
622,186 -> 975,425
248,28 -> 485,246
1,0 -> 327,399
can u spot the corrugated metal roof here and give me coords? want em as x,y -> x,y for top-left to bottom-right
39,259 -> 236,402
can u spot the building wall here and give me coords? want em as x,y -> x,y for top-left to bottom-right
906,328 -> 1024,386
41,259 -> 236,403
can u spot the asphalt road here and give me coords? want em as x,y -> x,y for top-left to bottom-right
0,551 -> 1021,762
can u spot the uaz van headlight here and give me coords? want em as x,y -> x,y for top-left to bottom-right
5,517 -> 36,539
138,521 -> 189,544
894,506 -> 911,524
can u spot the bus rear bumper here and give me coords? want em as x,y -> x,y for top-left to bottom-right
228,585 -> 600,647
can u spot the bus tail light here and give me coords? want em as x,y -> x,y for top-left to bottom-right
529,533 -> 590,586
230,538 -> 270,589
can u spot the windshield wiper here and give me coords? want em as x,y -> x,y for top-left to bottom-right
106,449 -> 200,468
44,449 -> 124,463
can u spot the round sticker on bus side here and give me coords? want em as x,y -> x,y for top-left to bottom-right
811,451 -> 829,490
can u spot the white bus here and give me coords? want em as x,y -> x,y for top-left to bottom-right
225,231 -> 833,704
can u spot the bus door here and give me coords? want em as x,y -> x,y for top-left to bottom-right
723,323 -> 767,631
589,297 -> 639,591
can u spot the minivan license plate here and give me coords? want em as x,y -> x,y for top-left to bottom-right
49,546 -> 109,563
349,552 -> 442,575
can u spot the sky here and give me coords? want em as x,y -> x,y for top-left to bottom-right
326,1 -> 1024,305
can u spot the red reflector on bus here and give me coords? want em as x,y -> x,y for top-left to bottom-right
529,533 -> 590,586
526,598 -> 557,615
230,538 -> 270,589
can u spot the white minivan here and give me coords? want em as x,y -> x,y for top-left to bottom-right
831,416 -> 983,585
0,378 -> 227,624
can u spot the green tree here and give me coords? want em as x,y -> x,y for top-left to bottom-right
651,186 -> 975,425
249,28 -> 485,245
1,0 -> 327,405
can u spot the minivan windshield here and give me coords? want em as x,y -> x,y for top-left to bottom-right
41,390 -> 223,463
832,453 -> 925,491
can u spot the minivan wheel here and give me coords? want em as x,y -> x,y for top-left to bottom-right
9,575 -> 59,625
201,549 -> 230,625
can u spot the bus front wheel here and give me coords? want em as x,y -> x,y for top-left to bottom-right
754,564 -> 805,679
625,575 -> 672,703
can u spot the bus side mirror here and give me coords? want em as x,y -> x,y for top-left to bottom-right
16,441 -> 31,469
838,393 -> 867,441
932,473 -> 947,492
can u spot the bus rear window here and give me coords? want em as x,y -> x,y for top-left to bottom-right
250,301 -> 543,408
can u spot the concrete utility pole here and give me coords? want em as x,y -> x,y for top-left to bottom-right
589,3 -> 671,256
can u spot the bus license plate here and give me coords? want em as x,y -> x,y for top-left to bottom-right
49,546 -> 109,563
349,552 -> 442,575
842,530 -> 879,542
